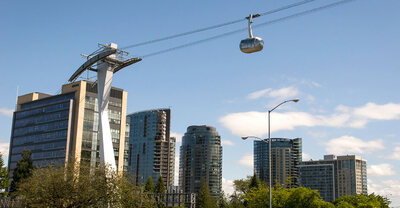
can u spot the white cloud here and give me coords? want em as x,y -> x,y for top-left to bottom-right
368,164 -> 396,176
219,111 -> 348,137
171,132 -> 183,143
302,152 -> 312,161
369,179 -> 400,206
222,177 -> 234,196
238,153 -> 253,168
0,141 -> 9,156
286,77 -> 322,88
386,146 -> 400,160
325,135 -> 384,155
219,102 -> 400,137
307,131 -> 327,139
353,102 -> 400,120
306,95 -> 315,103
0,108 -> 13,117
222,140 -> 235,146
247,87 -> 299,100
311,81 -> 322,88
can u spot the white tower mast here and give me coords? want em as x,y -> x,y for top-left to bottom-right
69,43 -> 141,170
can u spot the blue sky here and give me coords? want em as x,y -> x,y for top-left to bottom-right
1,0 -> 400,206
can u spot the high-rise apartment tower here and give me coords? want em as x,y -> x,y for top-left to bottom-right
254,138 -> 302,187
127,109 -> 175,187
179,125 -> 222,198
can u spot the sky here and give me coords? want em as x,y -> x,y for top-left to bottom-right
1,0 -> 400,206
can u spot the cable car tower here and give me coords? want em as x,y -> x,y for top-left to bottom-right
69,43 -> 141,170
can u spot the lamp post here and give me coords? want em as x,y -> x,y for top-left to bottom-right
242,98 -> 299,208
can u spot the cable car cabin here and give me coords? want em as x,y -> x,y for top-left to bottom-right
240,37 -> 264,53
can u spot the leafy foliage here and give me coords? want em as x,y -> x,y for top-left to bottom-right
9,149 -> 33,194
0,152 -> 9,196
145,177 -> 154,193
226,175 -> 391,208
248,173 -> 260,190
154,176 -> 166,208
15,162 -> 156,208
333,194 -> 390,208
155,176 -> 166,195
244,186 -> 334,208
197,179 -> 218,208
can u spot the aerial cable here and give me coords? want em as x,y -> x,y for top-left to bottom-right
120,0 -> 317,50
141,0 -> 356,58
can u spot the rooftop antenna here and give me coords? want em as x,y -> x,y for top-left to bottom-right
15,85 -> 19,111
69,43 -> 142,171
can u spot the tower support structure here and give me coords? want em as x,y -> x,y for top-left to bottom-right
69,43 -> 141,170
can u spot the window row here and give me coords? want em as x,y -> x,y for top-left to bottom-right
12,140 -> 66,155
20,93 -> 74,110
10,149 -> 65,162
14,110 -> 70,128
12,130 -> 68,146
13,120 -> 69,137
16,102 -> 71,119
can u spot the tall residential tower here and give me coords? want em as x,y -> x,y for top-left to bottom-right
127,109 -> 175,187
254,138 -> 302,187
179,125 -> 222,198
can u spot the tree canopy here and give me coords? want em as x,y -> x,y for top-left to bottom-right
333,194 -> 390,208
0,152 -> 9,196
197,179 -> 218,208
144,177 -> 154,193
225,175 -> 391,208
9,149 -> 34,194
15,162 -> 156,208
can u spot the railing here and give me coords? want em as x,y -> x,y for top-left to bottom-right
0,197 -> 26,208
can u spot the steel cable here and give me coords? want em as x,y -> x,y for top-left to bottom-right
141,0 -> 356,58
120,0 -> 317,50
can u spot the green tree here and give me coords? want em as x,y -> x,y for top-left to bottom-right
244,186 -> 334,208
15,162 -> 156,208
197,179 -> 217,208
249,173 -> 260,190
226,193 -> 246,208
244,186 -> 268,208
155,176 -> 165,195
154,176 -> 166,208
232,175 -> 252,195
144,177 -> 154,193
9,149 -> 33,194
0,152 -> 9,196
284,187 -> 334,208
333,194 -> 390,208
118,175 -> 157,208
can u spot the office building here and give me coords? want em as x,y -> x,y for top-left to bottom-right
127,109 -> 175,187
8,81 -> 128,179
254,138 -> 302,187
299,154 -> 368,202
298,158 -> 335,202
179,125 -> 222,198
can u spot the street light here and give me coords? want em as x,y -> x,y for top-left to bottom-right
242,98 -> 299,208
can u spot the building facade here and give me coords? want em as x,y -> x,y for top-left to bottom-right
254,138 -> 302,187
298,159 -> 336,202
299,154 -> 368,202
8,81 -> 128,179
179,125 -> 222,198
127,109 -> 175,187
